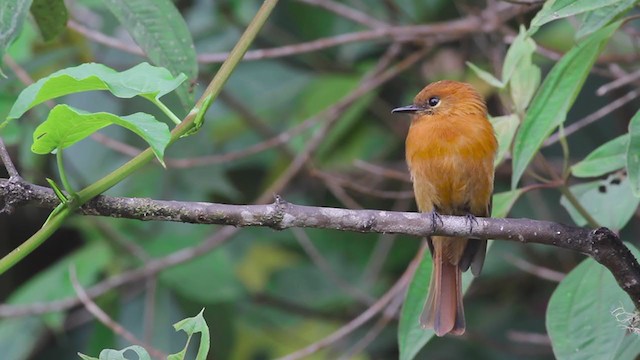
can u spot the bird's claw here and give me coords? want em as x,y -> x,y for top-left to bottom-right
464,213 -> 479,234
430,211 -> 443,233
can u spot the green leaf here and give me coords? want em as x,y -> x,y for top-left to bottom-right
575,0 -> 636,39
46,177 -> 68,202
7,62 -> 187,120
531,0 -> 622,29
398,249 -> 435,360
614,332 -> 640,360
0,0 -> 32,74
398,189 -> 520,359
30,0 -> 68,41
32,104 -> 170,164
169,309 -> 211,360
560,175 -> 640,230
546,243 -> 640,360
466,62 -> 503,88
510,58 -> 541,114
502,26 -> 537,85
511,22 -> 621,188
572,134 -> 628,178
626,110 -> 640,196
492,189 -> 524,218
78,345 -> 151,360
490,114 -> 519,166
103,0 -> 197,110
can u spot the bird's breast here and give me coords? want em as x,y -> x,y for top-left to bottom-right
405,116 -> 496,215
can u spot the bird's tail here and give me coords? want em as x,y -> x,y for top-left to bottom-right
420,246 -> 465,336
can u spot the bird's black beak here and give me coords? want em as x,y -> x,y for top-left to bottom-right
391,104 -> 421,113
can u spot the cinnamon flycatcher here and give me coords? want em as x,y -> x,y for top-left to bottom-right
392,80 -> 497,336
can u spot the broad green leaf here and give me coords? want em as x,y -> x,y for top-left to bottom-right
531,0 -> 622,29
466,62 -> 503,88
169,309 -> 210,360
104,0 -> 197,110
510,58 -> 541,114
398,190 -> 520,359
78,345 -> 151,360
614,332 -> 640,360
560,175 -> 640,230
490,114 -> 519,166
502,26 -> 537,85
546,243 -> 640,360
626,110 -> 640,196
576,0 -> 636,39
32,104 -> 170,164
30,0 -> 68,41
0,0 -> 32,74
572,134 -> 628,178
8,62 -> 187,120
511,22 -> 620,188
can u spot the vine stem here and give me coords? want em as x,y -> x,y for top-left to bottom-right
0,0 -> 281,275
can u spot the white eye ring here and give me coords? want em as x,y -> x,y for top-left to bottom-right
428,96 -> 440,107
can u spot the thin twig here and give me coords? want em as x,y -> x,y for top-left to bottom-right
597,68 -> 640,96
292,228 -> 375,305
297,0 -> 389,28
504,254 -> 565,282
68,20 -> 146,57
338,291 -> 404,359
544,90 -> 639,147
276,244 -> 424,360
353,160 -> 411,183
0,138 -> 19,179
70,266 -> 168,359
506,330 -> 552,345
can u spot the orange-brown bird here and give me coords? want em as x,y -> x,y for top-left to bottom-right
392,80 -> 497,336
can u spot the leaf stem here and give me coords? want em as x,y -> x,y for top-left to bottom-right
152,98 -> 182,125
559,185 -> 600,228
558,125 -> 570,179
0,0 -> 281,275
56,147 -> 76,198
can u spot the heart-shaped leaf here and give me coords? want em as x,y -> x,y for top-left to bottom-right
7,62 -> 186,120
32,104 -> 170,164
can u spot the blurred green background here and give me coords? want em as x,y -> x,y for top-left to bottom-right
1,0 -> 639,359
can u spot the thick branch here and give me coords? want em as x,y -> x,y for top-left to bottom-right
2,177 -> 640,308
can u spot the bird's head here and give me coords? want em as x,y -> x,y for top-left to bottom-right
392,80 -> 487,119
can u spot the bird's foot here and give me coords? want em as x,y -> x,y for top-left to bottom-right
430,210 -> 443,233
464,213 -> 479,234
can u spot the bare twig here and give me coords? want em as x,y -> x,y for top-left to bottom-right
276,244 -> 424,360
544,90 -> 639,147
292,228 -> 375,305
353,160 -> 411,183
67,3 -> 531,64
3,178 -> 639,308
68,20 -> 146,57
0,138 -> 19,179
297,0 -> 389,29
506,330 -> 552,345
597,68 -> 640,96
338,290 -> 405,359
504,254 -> 565,282
70,266 -> 168,359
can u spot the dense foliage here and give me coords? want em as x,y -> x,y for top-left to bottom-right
1,0 -> 640,359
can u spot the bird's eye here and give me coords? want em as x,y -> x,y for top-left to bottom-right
428,96 -> 440,107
